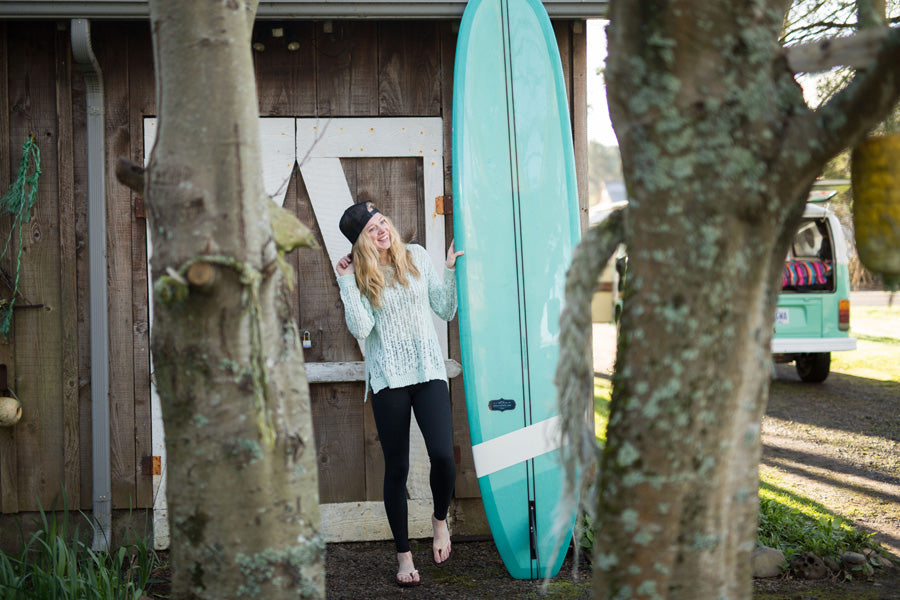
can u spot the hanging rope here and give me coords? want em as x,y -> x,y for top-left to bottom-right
554,207 -> 625,569
0,135 -> 42,338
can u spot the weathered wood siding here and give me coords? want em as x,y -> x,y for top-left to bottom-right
0,21 -> 84,514
0,18 -> 587,518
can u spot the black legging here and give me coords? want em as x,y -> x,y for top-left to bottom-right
371,379 -> 456,553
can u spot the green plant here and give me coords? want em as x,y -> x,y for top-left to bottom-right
0,499 -> 159,600
578,513 -> 595,557
758,482 -> 880,566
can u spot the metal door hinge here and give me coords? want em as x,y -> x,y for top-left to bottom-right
435,195 -> 452,215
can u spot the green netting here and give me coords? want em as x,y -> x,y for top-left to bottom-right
0,135 -> 42,338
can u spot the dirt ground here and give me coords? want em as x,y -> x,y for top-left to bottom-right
752,363 -> 900,600
308,360 -> 900,600
323,538 -> 593,599
146,360 -> 900,600
764,365 -> 900,559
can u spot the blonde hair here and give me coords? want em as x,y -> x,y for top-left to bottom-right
352,216 -> 420,308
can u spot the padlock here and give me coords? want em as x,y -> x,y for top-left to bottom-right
302,330 -> 312,349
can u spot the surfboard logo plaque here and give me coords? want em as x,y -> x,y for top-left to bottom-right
488,398 -> 516,412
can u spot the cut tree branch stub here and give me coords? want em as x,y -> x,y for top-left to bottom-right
115,156 -> 146,194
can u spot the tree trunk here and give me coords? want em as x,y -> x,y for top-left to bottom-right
589,1 -> 900,598
146,1 -> 323,598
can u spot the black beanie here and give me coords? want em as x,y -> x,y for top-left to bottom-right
339,201 -> 381,245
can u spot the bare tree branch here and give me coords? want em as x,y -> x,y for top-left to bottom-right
785,25 -> 892,71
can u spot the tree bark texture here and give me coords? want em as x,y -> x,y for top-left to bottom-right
146,1 -> 323,598
592,2 -> 900,598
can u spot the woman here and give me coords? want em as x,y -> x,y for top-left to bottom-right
335,200 -> 463,587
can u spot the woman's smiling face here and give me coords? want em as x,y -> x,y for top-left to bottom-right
364,213 -> 392,252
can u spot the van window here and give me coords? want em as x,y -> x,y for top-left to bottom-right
782,218 -> 834,293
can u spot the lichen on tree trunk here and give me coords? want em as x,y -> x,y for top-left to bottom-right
145,1 -> 324,598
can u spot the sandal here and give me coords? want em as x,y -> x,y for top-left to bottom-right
432,516 -> 452,568
396,569 -> 421,587
432,546 -> 452,568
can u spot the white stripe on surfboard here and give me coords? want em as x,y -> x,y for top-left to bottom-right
471,415 -> 562,478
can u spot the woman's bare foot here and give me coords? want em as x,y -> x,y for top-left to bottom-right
396,551 -> 420,587
432,514 -> 452,567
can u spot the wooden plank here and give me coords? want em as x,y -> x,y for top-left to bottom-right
310,383 -> 366,503
321,499 -> 436,542
305,360 -> 461,383
7,22 -> 65,510
253,21 -> 316,116
259,118 -> 296,206
315,21 -> 378,117
0,21 -> 19,514
377,22 -> 441,116
128,22 -> 154,509
56,22 -> 81,508
571,20 -> 589,231
0,21 -> 8,221
94,22 -> 138,510
341,157 -> 359,209
143,118 -> 167,546
297,117 -> 444,159
299,157 -> 355,272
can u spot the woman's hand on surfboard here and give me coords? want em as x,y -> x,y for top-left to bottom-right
446,240 -> 464,269
336,254 -> 355,275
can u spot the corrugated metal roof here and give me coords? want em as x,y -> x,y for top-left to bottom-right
0,0 -> 609,19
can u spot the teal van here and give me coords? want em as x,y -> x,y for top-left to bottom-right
771,201 -> 857,382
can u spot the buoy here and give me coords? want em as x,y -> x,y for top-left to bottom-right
851,133 -> 900,290
0,396 -> 21,427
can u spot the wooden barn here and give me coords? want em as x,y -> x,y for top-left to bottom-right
0,0 -> 604,549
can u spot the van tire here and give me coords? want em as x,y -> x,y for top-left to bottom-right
796,353 -> 830,383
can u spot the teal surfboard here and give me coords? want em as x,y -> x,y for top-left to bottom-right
452,0 -> 580,580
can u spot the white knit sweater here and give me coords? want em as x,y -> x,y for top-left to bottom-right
337,244 -> 457,398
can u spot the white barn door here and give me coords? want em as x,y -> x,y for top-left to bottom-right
144,116 -> 451,547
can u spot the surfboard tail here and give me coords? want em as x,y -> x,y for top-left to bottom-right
477,451 -> 574,579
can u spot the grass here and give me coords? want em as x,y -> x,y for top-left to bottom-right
0,503 -> 159,600
593,377 -> 611,440
848,304 -> 900,341
832,304 -> 900,381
